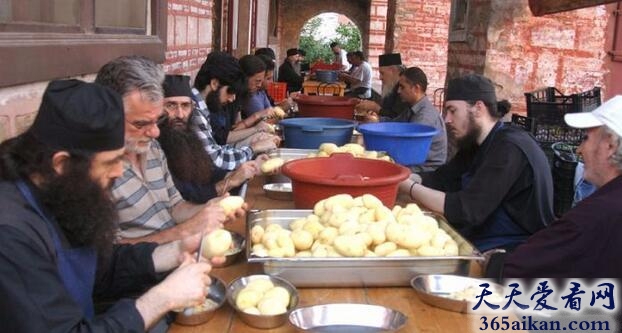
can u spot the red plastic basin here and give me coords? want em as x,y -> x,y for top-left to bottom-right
294,95 -> 357,120
280,153 -> 411,209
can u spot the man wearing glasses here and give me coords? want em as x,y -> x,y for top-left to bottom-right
96,56 -> 244,244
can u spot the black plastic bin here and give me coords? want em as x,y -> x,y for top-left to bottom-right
550,143 -> 579,217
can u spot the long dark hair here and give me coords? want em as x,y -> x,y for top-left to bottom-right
0,131 -> 93,182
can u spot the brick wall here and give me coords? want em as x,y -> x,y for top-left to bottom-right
447,0 -> 609,114
393,0 -> 451,94
164,0 -> 214,80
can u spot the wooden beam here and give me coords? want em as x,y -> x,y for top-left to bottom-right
529,0 -> 619,16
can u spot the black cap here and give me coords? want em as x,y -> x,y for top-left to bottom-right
379,53 -> 402,67
297,49 -> 306,57
163,74 -> 193,98
445,74 -> 497,105
286,48 -> 299,57
30,79 -> 125,152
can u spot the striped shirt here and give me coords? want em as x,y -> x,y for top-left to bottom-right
190,88 -> 254,170
112,140 -> 183,239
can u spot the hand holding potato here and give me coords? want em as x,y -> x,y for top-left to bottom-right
201,229 -> 233,258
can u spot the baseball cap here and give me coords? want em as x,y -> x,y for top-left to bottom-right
564,95 -> 622,137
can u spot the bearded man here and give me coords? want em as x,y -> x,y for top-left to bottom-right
96,56 -> 242,244
158,74 -> 260,204
0,80 -> 222,332
398,74 -> 554,252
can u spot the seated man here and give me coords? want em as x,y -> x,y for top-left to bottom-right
503,96 -> 622,277
96,56 -> 239,244
354,53 -> 409,119
278,48 -> 304,93
158,74 -> 261,204
362,67 -> 447,172
191,51 -> 278,170
339,51 -> 372,99
0,79 -> 221,331
399,74 -> 554,252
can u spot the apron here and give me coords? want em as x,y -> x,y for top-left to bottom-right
16,180 -> 97,318
458,123 -> 529,252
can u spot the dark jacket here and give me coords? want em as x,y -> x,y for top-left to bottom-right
278,60 -> 303,93
0,181 -> 160,332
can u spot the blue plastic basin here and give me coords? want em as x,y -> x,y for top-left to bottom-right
358,122 -> 438,165
280,117 -> 355,149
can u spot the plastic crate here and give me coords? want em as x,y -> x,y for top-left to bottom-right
266,82 -> 287,103
523,87 -> 600,146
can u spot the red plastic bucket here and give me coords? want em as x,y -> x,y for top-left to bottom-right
280,153 -> 411,209
294,95 -> 357,120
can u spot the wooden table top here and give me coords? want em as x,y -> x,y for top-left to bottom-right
168,177 -> 526,333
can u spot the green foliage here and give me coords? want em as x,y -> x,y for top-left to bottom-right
334,23 -> 362,53
298,17 -> 362,64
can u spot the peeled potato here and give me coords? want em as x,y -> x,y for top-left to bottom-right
236,288 -> 262,310
250,225 -> 265,244
290,229 -> 314,251
243,307 -> 261,315
261,157 -> 285,174
246,279 -> 275,293
257,297 -> 287,315
202,229 -> 233,258
273,106 -> 286,118
219,196 -> 245,215
263,286 -> 290,308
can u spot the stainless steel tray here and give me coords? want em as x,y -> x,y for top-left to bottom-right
289,303 -> 407,332
246,210 -> 483,287
266,149 -> 315,183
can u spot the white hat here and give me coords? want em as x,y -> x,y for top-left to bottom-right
564,95 -> 622,137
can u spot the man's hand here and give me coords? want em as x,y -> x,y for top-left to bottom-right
250,136 -> 279,153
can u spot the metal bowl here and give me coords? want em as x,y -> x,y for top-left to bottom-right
263,182 -> 293,201
410,274 -> 505,313
211,231 -> 245,268
174,276 -> 227,326
226,274 -> 299,329
289,303 -> 407,332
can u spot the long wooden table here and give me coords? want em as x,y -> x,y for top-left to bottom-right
169,177 -> 526,333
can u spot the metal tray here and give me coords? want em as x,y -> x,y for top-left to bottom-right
410,274 -> 505,313
266,149 -> 315,183
263,182 -> 293,201
289,303 -> 407,332
246,210 -> 483,287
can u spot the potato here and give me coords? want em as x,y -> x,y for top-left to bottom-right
201,229 -> 233,258
267,247 -> 285,257
361,194 -> 383,210
243,307 -> 261,315
364,150 -> 379,159
290,229 -> 314,251
289,218 -> 306,231
273,106 -> 286,118
250,225 -> 265,244
367,222 -> 387,245
374,241 -> 397,257
333,235 -> 366,257
219,196 -> 245,215
317,151 -> 329,157
257,297 -> 287,315
295,250 -> 312,257
246,278 -> 276,294
263,286 -> 290,308
397,225 -> 433,249
317,227 -> 339,244
302,219 -> 324,238
261,231 -> 279,250
418,245 -> 444,257
342,143 -> 365,155
313,199 -> 327,216
265,223 -> 283,233
324,194 -> 354,211
235,288 -> 262,310
319,143 -> 339,155
261,157 -> 285,174
443,241 -> 459,256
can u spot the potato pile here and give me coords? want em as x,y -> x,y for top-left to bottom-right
235,279 -> 291,315
306,143 -> 392,161
250,193 -> 459,258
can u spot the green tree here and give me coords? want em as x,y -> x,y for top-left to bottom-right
299,17 -> 333,63
298,17 -> 362,64
334,22 -> 362,52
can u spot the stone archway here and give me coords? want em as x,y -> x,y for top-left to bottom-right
279,0 -> 371,60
